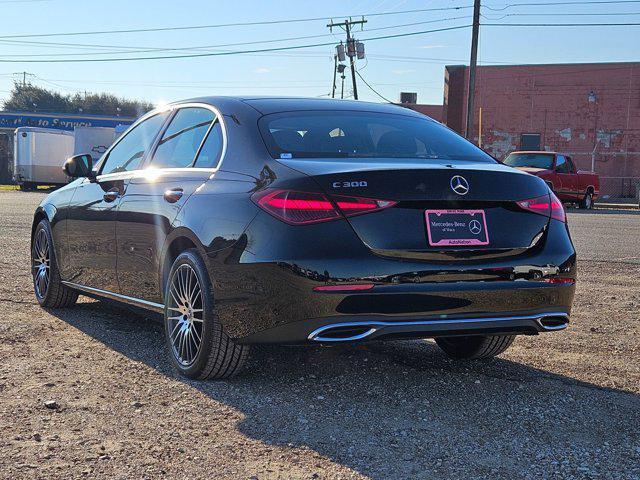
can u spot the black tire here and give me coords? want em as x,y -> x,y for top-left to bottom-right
164,249 -> 249,380
579,191 -> 594,210
20,182 -> 36,191
435,334 -> 515,360
31,219 -> 78,308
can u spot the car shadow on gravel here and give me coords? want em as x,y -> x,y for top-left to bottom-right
49,300 -> 640,479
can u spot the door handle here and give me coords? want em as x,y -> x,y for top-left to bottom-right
103,189 -> 119,202
164,187 -> 184,204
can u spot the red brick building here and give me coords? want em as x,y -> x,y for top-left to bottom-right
442,62 -> 640,179
400,103 -> 443,123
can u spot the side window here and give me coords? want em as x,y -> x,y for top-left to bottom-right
566,157 -> 576,173
99,112 -> 169,175
556,155 -> 568,173
194,121 -> 224,168
149,107 -> 214,169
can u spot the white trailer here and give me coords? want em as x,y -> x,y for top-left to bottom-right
13,127 -> 74,189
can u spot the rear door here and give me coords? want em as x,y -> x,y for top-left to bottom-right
554,155 -> 578,200
116,105 -> 223,303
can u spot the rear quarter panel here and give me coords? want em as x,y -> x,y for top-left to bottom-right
172,170 -> 259,256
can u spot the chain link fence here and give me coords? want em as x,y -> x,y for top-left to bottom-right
598,177 -> 640,203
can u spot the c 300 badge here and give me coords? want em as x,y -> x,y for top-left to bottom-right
332,181 -> 367,188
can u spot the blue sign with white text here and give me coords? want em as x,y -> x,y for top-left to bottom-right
0,111 -> 135,131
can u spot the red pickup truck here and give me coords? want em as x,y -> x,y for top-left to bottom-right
503,151 -> 600,209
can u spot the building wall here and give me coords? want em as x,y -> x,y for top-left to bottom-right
401,103 -> 443,123
443,62 -> 640,177
443,66 -> 468,134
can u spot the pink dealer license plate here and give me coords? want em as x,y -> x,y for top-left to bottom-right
425,209 -> 490,247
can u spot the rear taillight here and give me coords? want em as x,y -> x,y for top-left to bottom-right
252,189 -> 396,225
517,192 -> 566,223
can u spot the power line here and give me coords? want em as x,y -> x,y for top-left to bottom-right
484,0 -> 640,10
0,24 -> 473,63
31,76 -> 439,90
0,6 -> 474,40
483,11 -> 640,18
0,16 -> 471,58
1,21 -> 638,63
2,0 -> 638,40
0,17 -> 636,64
484,21 -> 640,25
355,70 -> 395,103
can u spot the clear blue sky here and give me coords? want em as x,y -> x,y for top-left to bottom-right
0,0 -> 638,108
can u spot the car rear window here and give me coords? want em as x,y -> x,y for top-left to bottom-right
258,111 -> 495,162
504,153 -> 554,169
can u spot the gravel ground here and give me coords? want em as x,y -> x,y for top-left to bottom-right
0,190 -> 639,480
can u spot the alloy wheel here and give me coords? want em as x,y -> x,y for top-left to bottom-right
32,228 -> 50,299
166,264 -> 204,367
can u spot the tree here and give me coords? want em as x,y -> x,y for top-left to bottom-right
2,81 -> 153,117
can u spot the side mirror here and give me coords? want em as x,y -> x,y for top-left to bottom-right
63,154 -> 94,179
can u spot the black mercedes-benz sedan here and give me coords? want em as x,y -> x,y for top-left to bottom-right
31,97 -> 576,379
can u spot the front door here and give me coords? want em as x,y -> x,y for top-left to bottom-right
554,155 -> 578,200
66,175 -> 125,291
66,111 -> 170,292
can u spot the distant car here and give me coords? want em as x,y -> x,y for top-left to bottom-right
30,97 -> 576,380
503,151 -> 599,209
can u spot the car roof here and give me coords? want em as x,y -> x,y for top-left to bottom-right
169,96 -> 428,118
509,151 -> 558,155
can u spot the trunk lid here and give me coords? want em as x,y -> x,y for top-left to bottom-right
279,158 -> 551,261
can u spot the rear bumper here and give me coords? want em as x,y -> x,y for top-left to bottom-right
207,210 -> 576,344
241,310 -> 570,344
228,277 -> 575,344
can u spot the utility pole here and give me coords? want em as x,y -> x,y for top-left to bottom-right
327,17 -> 367,100
13,71 -> 33,88
465,0 -> 481,140
345,20 -> 359,100
331,54 -> 338,98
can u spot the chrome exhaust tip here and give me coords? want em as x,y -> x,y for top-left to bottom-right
308,323 -> 377,342
538,314 -> 569,331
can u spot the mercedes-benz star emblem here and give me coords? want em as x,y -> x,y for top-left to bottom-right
469,219 -> 482,235
450,175 -> 469,195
